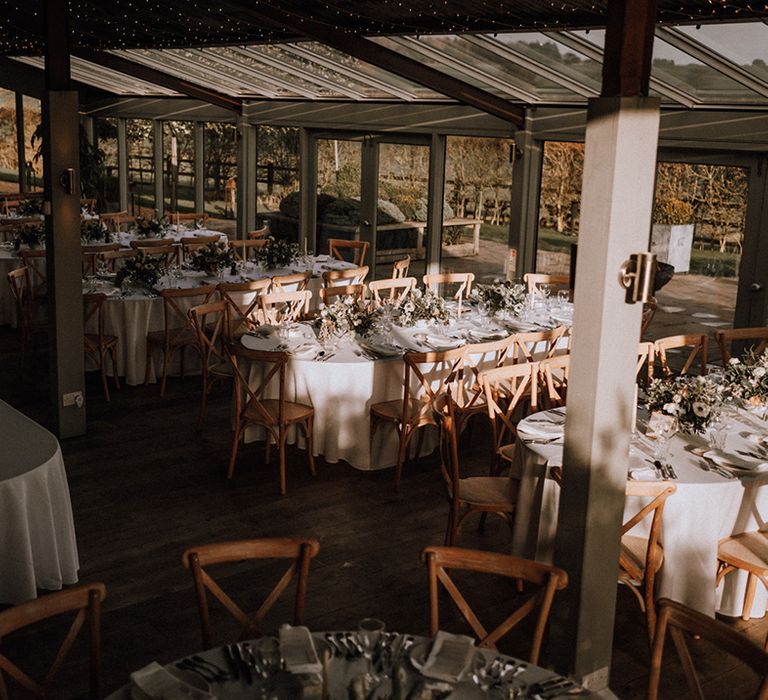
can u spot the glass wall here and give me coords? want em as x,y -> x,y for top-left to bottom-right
443,136 -> 515,283
126,119 -> 154,216
96,117 -> 119,210
203,122 -> 237,221
22,96 -> 42,191
256,125 -> 300,236
0,89 -> 19,192
162,121 -> 195,213
316,138 -> 362,253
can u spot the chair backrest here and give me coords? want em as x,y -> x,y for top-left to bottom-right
230,238 -> 268,261
159,285 -> 216,345
168,211 -> 209,227
715,327 -> 768,365
648,598 -> 768,700
392,255 -> 410,279
637,341 -> 655,385
654,333 -> 708,377
422,546 -> 567,663
189,300 -> 227,372
461,335 -> 514,411
0,583 -> 106,699
423,273 -> 475,304
524,273 -> 569,295
100,211 -> 135,232
82,243 -> 120,276
401,347 -> 468,426
322,265 -> 369,287
99,249 -> 138,272
319,284 -> 366,306
509,327 -> 568,364
181,235 -> 222,261
19,250 -> 47,299
480,361 -> 538,457
270,271 -> 312,293
249,227 -> 269,239
7,267 -> 30,326
538,354 -> 570,409
182,537 -> 320,650
259,290 -> 312,325
133,243 -> 180,267
641,296 -> 658,337
368,277 -> 417,307
217,278 -> 272,337
80,197 -> 97,213
328,238 -> 368,266
129,237 -> 175,249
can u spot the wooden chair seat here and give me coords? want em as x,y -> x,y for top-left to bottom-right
458,476 -> 518,509
370,398 -> 425,422
498,443 -> 517,462
147,327 -> 197,347
244,399 -> 315,424
208,360 -> 233,378
719,531 -> 768,573
620,535 -> 664,582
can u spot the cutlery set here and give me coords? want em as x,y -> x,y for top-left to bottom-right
529,675 -> 590,698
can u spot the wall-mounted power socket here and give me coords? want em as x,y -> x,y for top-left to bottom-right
62,391 -> 84,409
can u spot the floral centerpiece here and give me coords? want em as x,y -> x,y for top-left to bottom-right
393,288 -> 449,327
189,241 -> 233,277
724,349 -> 768,410
115,253 -> 165,290
133,216 -> 167,238
318,295 -> 376,341
80,219 -> 111,244
13,223 -> 45,250
16,198 -> 43,216
256,237 -> 300,269
471,279 -> 527,316
645,374 -> 724,434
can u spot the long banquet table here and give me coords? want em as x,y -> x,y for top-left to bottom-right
512,406 -> 768,619
0,400 -> 79,603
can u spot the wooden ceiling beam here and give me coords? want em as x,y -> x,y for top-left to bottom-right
72,48 -> 243,113
233,3 -> 525,126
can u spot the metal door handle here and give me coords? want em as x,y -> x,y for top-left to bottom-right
751,283 -> 764,292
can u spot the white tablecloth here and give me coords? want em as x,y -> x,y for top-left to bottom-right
512,408 -> 768,618
0,400 -> 79,603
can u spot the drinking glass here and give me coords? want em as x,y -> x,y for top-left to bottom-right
648,414 -> 678,461
477,300 -> 490,328
254,636 -> 282,698
358,618 -> 385,680
556,289 -> 570,308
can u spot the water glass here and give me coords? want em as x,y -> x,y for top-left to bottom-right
556,289 -> 570,308
358,618 -> 385,679
254,636 -> 282,698
648,414 -> 678,461
477,300 -> 490,327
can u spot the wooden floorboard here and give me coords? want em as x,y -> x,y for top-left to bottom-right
1,326 -> 767,698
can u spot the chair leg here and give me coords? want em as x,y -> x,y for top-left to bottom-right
394,425 -> 411,492
279,427 -> 288,496
227,423 -> 242,479
99,350 -> 111,402
197,373 -> 209,431
110,347 -> 120,390
743,573 -> 758,621
304,420 -> 316,477
160,346 -> 170,396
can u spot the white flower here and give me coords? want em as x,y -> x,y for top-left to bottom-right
663,402 -> 678,415
755,367 -> 766,378
729,357 -> 741,365
692,401 -> 710,417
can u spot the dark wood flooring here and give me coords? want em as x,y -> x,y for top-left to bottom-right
1,326 -> 767,699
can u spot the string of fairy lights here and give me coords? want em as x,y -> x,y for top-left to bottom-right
0,0 -> 767,56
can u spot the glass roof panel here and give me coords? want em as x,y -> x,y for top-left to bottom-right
492,32 -> 602,92
676,23 -> 768,83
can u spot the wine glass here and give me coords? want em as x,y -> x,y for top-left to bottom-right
556,289 -> 570,308
357,618 -> 385,681
254,637 -> 282,698
649,414 -> 678,462
477,300 -> 490,328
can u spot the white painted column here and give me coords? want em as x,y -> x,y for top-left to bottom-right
549,96 -> 660,689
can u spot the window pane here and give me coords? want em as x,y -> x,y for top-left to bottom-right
162,121 -> 195,214
315,138 -> 361,253
203,123 -> 237,223
257,126 -> 300,237
96,117 -> 119,211
22,95 -> 42,191
127,119 -> 154,215
444,136 -> 514,283
0,89 -> 19,192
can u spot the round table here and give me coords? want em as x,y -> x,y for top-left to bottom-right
104,630 -> 591,699
511,406 -> 768,619
0,400 -> 79,603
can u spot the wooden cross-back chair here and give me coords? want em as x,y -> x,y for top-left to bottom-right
322,265 -> 369,288
328,238 -> 368,266
270,271 -> 312,292
131,243 -> 180,267
19,249 -> 47,300
217,278 -> 271,338
319,284 -> 366,306
144,284 -> 217,395
180,235 -> 223,262
480,361 -> 538,474
82,243 -> 120,277
99,249 -> 137,272
715,327 -> 768,365
655,333 -> 708,377
370,346 -> 467,491
249,227 -> 269,239
637,341 -> 655,386
7,267 -> 46,370
189,300 -> 231,429
368,277 -> 416,307
523,273 -> 569,295
509,327 -> 568,364
392,255 -> 410,278
168,211 -> 209,228
716,530 -> 768,623
129,237 -> 174,249
182,538 -> 320,650
648,598 -> 768,700
259,290 -> 311,325
231,238 -> 268,262
80,197 -> 97,213
538,354 -> 570,409
423,272 -> 475,306
422,546 -> 567,664
0,583 -> 106,700
83,293 -> 120,401
433,393 -> 518,546
100,211 -> 135,232
226,344 -> 316,493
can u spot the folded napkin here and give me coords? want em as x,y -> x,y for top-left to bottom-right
467,328 -> 505,341
424,334 -> 459,350
420,631 -> 476,683
130,662 -> 216,700
519,411 -> 566,439
279,624 -> 322,675
703,450 -> 768,473
360,340 -> 401,357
